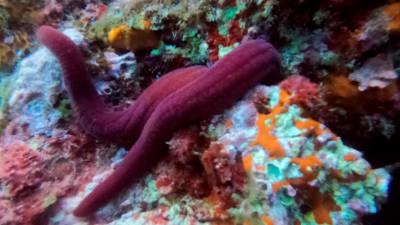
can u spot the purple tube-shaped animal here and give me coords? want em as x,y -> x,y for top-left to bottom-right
36,23 -> 282,218
73,39 -> 281,217
36,25 -> 208,146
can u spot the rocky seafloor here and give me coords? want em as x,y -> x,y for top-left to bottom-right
0,0 -> 399,224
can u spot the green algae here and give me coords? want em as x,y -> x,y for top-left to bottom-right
0,6 -> 9,31
217,7 -> 239,37
228,177 -> 266,225
0,74 -> 13,133
218,43 -> 239,59
42,194 -> 58,208
280,35 -> 306,74
141,176 -> 160,205
88,6 -> 125,40
56,98 -> 72,121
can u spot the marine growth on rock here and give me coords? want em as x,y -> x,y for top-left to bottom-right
0,0 -> 398,225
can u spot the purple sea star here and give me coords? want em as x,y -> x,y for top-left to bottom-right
37,26 -> 208,146
36,25 -> 282,217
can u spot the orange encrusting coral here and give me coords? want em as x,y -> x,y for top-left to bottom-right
295,119 -> 324,136
207,191 -> 232,225
271,156 -> 323,193
250,89 -> 341,225
108,24 -> 160,52
255,164 -> 266,172
326,75 -> 359,99
272,180 -> 290,193
224,119 -> 233,129
252,90 -> 290,159
383,2 -> 400,33
243,220 -> 252,225
343,153 -> 358,161
141,19 -> 152,29
242,154 -> 253,172
295,118 -> 338,141
291,156 -> 323,182
274,185 -> 340,224
308,188 -> 341,225
260,215 -> 274,225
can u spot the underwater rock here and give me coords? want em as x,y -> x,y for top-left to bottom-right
7,28 -> 84,136
0,121 -> 99,225
221,86 -> 389,224
50,85 -> 390,225
1,0 -> 398,224
103,51 -> 136,79
280,75 -> 322,110
0,31 -> 32,72
355,3 -> 400,54
0,144 -> 46,198
79,2 -> 108,26
350,53 -> 398,91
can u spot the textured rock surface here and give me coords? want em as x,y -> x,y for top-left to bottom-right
0,0 -> 398,224
47,85 -> 390,225
7,28 -> 84,135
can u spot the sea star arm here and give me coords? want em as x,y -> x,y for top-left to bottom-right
73,39 -> 281,217
36,26 -> 208,145
82,65 -> 208,145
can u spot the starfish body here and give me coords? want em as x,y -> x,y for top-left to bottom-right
37,26 -> 208,146
36,26 -> 282,217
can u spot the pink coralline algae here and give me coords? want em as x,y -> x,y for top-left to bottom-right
201,143 -> 247,204
0,144 -> 51,224
280,75 -> 321,109
155,127 -> 246,205
0,144 -> 46,198
36,25 -> 282,217
0,122 -> 100,224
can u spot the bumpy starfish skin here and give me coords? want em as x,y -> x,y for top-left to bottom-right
36,26 -> 208,145
36,26 -> 281,217
73,40 -> 281,216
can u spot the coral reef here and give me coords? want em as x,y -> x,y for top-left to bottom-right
279,75 -> 321,111
7,27 -> 84,135
0,0 -> 399,224
68,36 -> 279,215
349,53 -> 397,91
0,0 -> 102,71
0,31 -> 32,72
0,0 -> 43,71
0,122 -> 98,224
37,24 -> 280,217
224,86 -> 389,225
47,85 -> 390,225
0,144 -> 46,199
